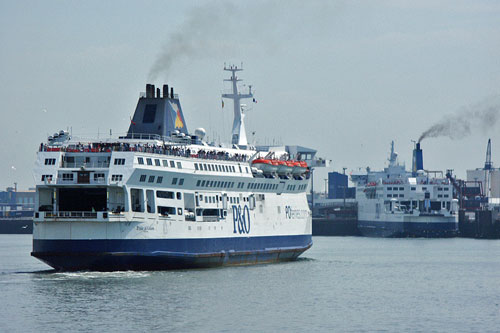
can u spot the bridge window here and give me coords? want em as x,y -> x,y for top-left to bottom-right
155,159 -> 161,166
138,157 -> 144,165
170,161 -> 175,168
146,158 -> 152,166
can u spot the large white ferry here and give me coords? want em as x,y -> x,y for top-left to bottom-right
31,66 -> 313,271
351,142 -> 459,237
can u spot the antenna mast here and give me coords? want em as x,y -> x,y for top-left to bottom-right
222,64 -> 254,146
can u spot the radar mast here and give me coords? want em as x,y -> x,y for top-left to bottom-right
222,64 -> 254,146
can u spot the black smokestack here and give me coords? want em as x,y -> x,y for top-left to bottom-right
412,142 -> 423,175
146,84 -> 153,98
156,87 -> 161,98
163,84 -> 168,98
170,87 -> 174,98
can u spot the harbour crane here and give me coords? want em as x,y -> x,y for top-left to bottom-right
484,139 -> 492,198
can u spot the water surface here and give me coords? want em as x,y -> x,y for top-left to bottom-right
1,235 -> 498,332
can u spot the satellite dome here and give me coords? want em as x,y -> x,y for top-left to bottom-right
195,128 -> 206,140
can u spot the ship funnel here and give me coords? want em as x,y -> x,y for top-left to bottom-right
170,87 -> 174,98
146,84 -> 153,98
163,84 -> 168,98
126,83 -> 188,138
412,142 -> 424,175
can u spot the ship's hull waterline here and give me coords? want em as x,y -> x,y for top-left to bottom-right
32,235 -> 312,271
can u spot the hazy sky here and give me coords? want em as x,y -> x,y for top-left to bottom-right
1,0 -> 500,191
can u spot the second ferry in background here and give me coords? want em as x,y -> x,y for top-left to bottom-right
351,141 -> 459,237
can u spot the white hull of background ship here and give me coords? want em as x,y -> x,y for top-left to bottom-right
31,66 -> 316,271
351,142 -> 459,238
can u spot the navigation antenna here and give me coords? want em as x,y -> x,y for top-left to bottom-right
222,64 -> 254,146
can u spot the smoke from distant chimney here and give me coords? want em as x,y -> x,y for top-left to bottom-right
418,96 -> 500,143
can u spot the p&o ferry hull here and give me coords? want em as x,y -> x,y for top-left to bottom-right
32,235 -> 312,271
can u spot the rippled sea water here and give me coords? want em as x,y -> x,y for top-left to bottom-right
0,235 -> 499,332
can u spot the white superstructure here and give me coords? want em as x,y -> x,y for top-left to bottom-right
351,141 -> 458,237
31,68 -> 313,271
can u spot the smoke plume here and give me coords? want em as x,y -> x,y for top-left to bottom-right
418,97 -> 500,143
148,2 -> 238,81
148,1 -> 337,81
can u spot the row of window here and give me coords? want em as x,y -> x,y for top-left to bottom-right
139,174 -> 184,186
249,182 -> 278,190
391,186 -> 450,192
195,162 -> 247,174
114,158 -> 125,165
387,187 -> 405,191
196,179 -> 235,189
198,194 -> 245,205
56,173 -> 123,182
388,194 -> 450,199
44,158 -> 56,165
137,157 -> 182,169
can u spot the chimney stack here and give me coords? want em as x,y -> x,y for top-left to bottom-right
412,142 -> 424,175
145,84 -> 152,98
156,87 -> 161,98
170,87 -> 174,98
163,85 -> 168,98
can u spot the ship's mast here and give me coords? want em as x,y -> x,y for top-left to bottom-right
222,64 -> 253,146
388,140 -> 398,167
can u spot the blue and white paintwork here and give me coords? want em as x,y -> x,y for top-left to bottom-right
351,141 -> 459,238
31,70 -> 313,271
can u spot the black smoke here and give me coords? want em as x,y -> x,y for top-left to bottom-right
418,97 -> 500,143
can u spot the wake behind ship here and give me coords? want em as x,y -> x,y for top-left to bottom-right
31,67 -> 313,271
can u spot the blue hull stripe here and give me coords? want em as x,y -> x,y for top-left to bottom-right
358,220 -> 458,238
32,235 -> 312,271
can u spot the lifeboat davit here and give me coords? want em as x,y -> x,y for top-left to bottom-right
252,159 -> 277,174
291,161 -> 308,175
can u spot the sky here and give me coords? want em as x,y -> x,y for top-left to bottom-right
1,0 -> 500,192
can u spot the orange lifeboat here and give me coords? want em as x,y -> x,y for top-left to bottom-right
252,159 -> 276,173
291,161 -> 308,175
277,160 -> 293,175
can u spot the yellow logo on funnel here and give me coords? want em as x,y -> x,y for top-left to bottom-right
171,102 -> 184,129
